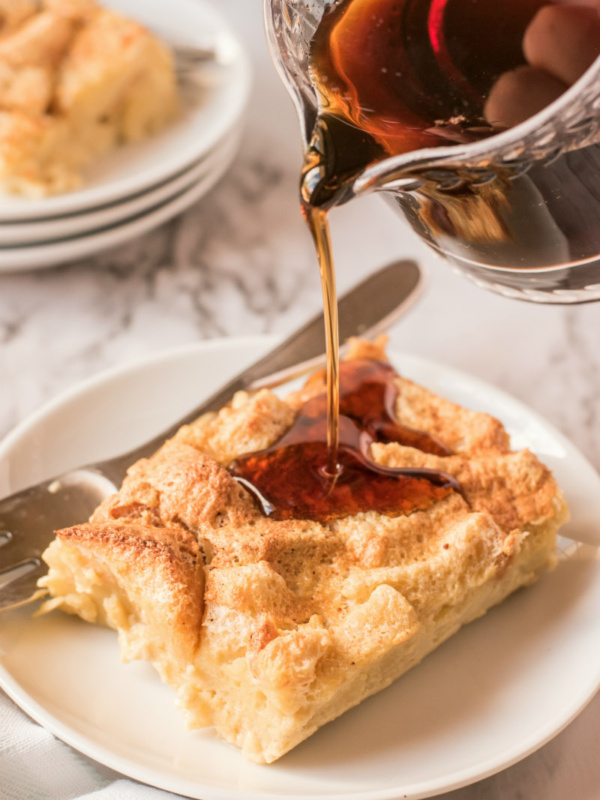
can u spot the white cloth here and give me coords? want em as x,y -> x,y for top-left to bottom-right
0,692 -> 183,800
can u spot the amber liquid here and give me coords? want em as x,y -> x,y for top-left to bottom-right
303,205 -> 340,476
299,0 -> 549,511
230,358 -> 459,522
232,0 -> 552,520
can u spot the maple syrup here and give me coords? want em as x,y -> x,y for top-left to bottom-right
303,204 -> 340,477
233,0 -> 555,520
230,358 -> 459,522
299,0 -> 552,491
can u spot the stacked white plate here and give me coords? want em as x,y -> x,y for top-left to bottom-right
0,0 -> 251,273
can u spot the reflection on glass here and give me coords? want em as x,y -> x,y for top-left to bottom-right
292,0 -> 600,302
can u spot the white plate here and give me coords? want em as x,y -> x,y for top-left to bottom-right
0,132 -> 240,272
0,130 -> 240,246
1,338 -> 599,800
0,0 -> 251,223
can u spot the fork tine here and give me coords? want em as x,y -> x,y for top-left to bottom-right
0,560 -> 48,611
0,557 -> 40,587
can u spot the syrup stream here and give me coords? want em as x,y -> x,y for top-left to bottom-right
303,204 -> 340,478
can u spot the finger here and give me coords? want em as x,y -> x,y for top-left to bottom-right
524,5 -> 600,86
485,65 -> 568,128
552,0 -> 600,7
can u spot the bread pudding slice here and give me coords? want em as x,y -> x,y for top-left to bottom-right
37,338 -> 568,764
0,0 -> 179,197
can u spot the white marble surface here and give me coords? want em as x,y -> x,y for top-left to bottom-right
1,0 -> 600,798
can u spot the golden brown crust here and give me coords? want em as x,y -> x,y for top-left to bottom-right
371,442 -> 558,533
92,440 -> 260,532
43,523 -> 204,684
392,377 -> 510,454
42,522 -> 204,673
174,389 -> 297,466
38,340 -> 569,763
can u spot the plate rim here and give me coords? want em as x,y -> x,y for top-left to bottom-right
0,135 -> 239,273
0,131 -> 240,246
0,120 -> 241,232
1,335 -> 600,800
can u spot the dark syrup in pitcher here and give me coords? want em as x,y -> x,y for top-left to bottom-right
301,0 -> 549,208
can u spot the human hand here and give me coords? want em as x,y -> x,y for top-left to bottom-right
485,1 -> 600,128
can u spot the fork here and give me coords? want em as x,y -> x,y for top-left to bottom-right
0,260 -> 424,611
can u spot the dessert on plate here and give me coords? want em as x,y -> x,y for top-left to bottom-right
0,0 -> 179,197
37,337 -> 568,763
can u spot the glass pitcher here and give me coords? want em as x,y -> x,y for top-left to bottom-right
265,0 -> 600,303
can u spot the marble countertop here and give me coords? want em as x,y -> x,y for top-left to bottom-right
1,1 -> 599,798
